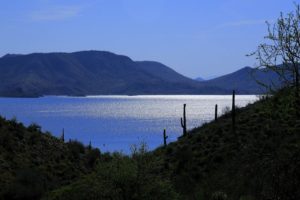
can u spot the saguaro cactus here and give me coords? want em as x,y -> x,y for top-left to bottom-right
181,104 -> 187,136
215,104 -> 218,121
88,141 -> 92,150
61,128 -> 65,142
163,129 -> 168,147
232,90 -> 236,132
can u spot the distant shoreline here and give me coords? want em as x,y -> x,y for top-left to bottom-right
0,93 -> 262,98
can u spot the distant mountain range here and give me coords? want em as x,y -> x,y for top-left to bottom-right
0,51 -> 280,97
198,67 -> 281,94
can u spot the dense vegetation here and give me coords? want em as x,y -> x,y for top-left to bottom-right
0,118 -> 100,199
161,88 -> 300,199
1,87 -> 299,199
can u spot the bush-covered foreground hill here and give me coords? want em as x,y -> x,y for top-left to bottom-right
159,88 -> 300,199
0,119 -> 101,199
1,88 -> 300,200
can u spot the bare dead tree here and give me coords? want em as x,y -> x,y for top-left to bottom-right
249,4 -> 300,112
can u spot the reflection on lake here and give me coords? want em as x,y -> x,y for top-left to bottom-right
0,95 -> 258,153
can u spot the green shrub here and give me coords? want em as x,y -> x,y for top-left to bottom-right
85,148 -> 101,169
67,140 -> 85,159
211,191 -> 228,200
6,168 -> 46,200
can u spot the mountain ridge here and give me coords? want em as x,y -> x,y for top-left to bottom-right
199,66 -> 281,94
0,51 -> 229,97
0,50 -> 280,97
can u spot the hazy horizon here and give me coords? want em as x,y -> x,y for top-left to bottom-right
1,0 -> 298,78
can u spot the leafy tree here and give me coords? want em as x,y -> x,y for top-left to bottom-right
85,148 -> 101,169
44,144 -> 180,200
67,140 -> 85,160
28,123 -> 41,132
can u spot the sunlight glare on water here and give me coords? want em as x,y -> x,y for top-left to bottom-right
0,95 -> 258,153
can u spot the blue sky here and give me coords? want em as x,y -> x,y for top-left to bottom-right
0,0 -> 298,78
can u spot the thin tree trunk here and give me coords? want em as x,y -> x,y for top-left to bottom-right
295,67 -> 300,116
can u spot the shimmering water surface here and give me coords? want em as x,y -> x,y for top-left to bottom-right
0,95 -> 258,153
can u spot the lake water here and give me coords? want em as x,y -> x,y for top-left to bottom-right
0,95 -> 258,153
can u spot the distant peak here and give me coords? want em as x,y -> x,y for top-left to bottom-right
2,54 -> 22,58
1,51 -> 134,62
241,66 -> 253,70
195,77 -> 205,81
72,50 -> 115,54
